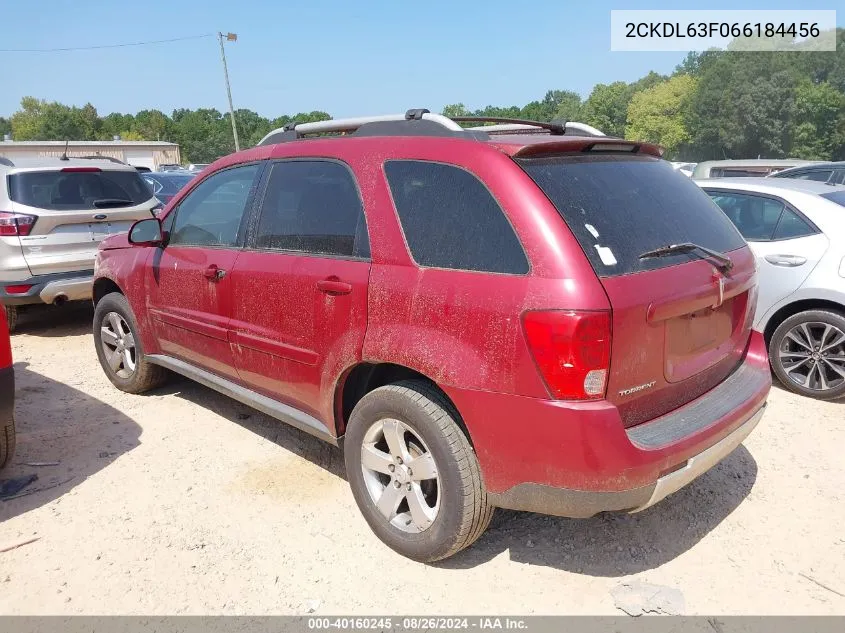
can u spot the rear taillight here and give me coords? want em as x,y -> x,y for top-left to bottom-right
5,285 -> 33,295
522,310 -> 611,401
0,211 -> 36,237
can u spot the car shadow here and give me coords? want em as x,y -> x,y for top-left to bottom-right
1,362 -> 142,521
770,379 -> 845,404
142,374 -> 757,576
11,303 -> 93,338
437,444 -> 757,575
150,375 -> 346,480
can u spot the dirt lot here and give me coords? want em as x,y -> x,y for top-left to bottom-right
1,305 -> 843,615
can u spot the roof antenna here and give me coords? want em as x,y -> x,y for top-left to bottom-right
60,139 -> 69,161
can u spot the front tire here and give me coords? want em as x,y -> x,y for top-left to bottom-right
344,380 -> 492,562
93,292 -> 167,394
769,309 -> 845,400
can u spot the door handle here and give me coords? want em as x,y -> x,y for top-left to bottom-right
764,254 -> 807,267
204,264 -> 227,281
316,278 -> 353,295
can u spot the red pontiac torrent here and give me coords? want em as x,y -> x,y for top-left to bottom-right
92,111 -> 770,561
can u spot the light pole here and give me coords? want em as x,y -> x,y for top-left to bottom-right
218,31 -> 240,152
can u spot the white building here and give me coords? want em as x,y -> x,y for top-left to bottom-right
0,138 -> 181,171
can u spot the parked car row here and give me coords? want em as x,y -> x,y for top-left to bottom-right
2,110 -> 842,564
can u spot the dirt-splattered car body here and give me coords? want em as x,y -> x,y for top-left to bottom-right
93,117 -> 770,525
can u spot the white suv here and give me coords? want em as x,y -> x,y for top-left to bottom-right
0,156 -> 158,331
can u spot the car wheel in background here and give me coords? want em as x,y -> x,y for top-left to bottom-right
0,417 -> 14,470
93,292 -> 167,394
344,379 -> 493,562
5,306 -> 17,334
769,309 -> 845,401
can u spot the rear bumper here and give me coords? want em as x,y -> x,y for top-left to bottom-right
0,365 -> 14,429
446,330 -> 771,518
0,270 -> 94,306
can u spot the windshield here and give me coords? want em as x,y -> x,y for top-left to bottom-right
9,169 -> 153,210
151,175 -> 194,195
517,154 -> 746,277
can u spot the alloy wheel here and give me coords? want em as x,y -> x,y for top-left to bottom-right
100,312 -> 137,379
778,321 -> 845,392
360,418 -> 441,533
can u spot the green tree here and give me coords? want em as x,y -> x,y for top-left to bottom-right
626,75 -> 698,157
0,117 -> 11,138
792,80 -> 845,160
133,110 -> 170,141
582,82 -> 630,137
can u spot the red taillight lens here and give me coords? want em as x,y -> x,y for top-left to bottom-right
5,285 -> 33,295
0,212 -> 37,236
61,167 -> 101,172
522,310 -> 612,401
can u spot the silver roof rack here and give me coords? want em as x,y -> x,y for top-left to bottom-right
255,108 -> 606,147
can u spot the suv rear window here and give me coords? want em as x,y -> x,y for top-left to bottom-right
9,169 -> 153,211
518,154 -> 746,277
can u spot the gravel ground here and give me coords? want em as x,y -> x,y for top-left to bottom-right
1,305 -> 843,615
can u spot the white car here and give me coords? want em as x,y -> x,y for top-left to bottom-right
697,178 -> 845,400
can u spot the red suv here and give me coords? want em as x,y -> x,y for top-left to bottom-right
1,304 -> 15,470
92,111 -> 770,561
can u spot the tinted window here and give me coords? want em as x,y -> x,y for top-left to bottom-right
773,209 -> 816,240
169,163 -> 260,247
820,191 -> 845,207
708,192 -> 784,241
9,169 -> 153,210
384,161 -> 528,274
518,155 -> 745,277
793,170 -> 834,182
255,161 -> 368,258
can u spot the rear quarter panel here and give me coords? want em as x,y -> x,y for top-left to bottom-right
304,137 -> 611,397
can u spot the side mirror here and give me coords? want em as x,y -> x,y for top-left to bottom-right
129,218 -> 163,246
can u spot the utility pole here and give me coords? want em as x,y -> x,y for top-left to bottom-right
218,31 -> 240,152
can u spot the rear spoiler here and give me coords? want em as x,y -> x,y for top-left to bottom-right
512,138 -> 665,159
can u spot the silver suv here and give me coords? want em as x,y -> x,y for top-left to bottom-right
1,156 -> 158,332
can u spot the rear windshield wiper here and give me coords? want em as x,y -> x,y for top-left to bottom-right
639,242 -> 734,274
92,198 -> 133,209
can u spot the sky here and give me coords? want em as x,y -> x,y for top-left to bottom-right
1,0 -> 841,120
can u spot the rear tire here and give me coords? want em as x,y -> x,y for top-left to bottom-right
344,380 -> 493,562
769,309 -> 845,401
0,417 -> 14,471
93,292 -> 167,394
5,305 -> 17,334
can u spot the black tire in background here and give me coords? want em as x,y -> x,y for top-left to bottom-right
0,416 -> 14,470
93,292 -> 167,394
344,379 -> 493,562
769,309 -> 845,401
5,305 -> 17,334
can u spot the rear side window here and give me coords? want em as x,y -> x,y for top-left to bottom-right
773,209 -> 816,240
706,190 -> 817,241
708,192 -> 785,240
254,160 -> 369,259
518,155 -> 745,277
9,169 -> 152,210
384,160 -> 529,274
